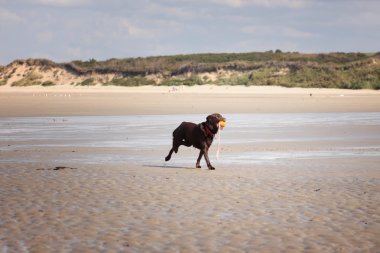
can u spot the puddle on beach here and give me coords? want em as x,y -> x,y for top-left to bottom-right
1,113 -> 380,167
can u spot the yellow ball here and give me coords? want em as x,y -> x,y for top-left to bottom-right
219,120 -> 226,127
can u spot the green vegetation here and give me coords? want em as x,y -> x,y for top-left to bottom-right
41,80 -> 56,86
78,78 -> 96,86
2,52 -> 380,89
213,62 -> 380,90
161,75 -> 204,86
0,78 -> 7,86
62,52 -> 380,89
183,75 -> 204,86
104,77 -> 155,86
11,72 -> 42,86
66,52 -> 373,74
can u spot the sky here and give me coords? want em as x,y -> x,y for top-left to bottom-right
0,0 -> 379,64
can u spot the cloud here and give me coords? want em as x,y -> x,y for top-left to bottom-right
216,0 -> 242,8
335,11 -> 380,27
66,47 -> 82,58
235,38 -> 301,52
119,19 -> 155,38
147,3 -> 197,19
213,0 -> 306,8
0,8 -> 22,23
36,31 -> 53,43
0,0 -> 379,64
241,25 -> 316,38
282,27 -> 316,38
28,0 -> 91,7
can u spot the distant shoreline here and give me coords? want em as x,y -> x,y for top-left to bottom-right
1,84 -> 380,94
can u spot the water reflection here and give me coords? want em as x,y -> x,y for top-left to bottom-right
1,113 -> 380,166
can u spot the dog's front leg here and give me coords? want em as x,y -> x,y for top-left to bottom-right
203,148 -> 215,170
196,150 -> 204,168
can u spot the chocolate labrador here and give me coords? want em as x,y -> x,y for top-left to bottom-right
165,113 -> 226,170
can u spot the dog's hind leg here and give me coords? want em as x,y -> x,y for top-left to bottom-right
182,139 -> 192,148
173,138 -> 182,153
165,148 -> 174,161
165,138 -> 181,161
196,150 -> 204,168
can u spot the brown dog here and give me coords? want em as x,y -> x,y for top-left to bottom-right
165,113 -> 226,170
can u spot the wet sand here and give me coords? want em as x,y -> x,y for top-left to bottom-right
1,162 -> 379,252
1,86 -> 380,252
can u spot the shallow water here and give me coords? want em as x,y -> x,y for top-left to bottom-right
1,113 -> 380,167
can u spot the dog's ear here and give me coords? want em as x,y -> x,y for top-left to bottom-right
207,113 -> 226,124
206,115 -> 217,124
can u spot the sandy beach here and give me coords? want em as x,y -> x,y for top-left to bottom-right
1,85 -> 380,116
1,85 -> 380,252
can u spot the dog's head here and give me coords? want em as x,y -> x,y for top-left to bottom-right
205,113 -> 226,134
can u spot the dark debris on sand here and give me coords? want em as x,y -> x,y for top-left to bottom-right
36,166 -> 78,171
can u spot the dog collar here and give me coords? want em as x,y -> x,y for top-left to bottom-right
203,123 -> 214,137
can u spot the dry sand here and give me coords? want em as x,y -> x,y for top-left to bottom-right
0,85 -> 379,116
1,85 -> 380,252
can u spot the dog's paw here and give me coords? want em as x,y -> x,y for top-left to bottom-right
196,164 -> 201,168
165,156 -> 170,162
208,166 -> 215,170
